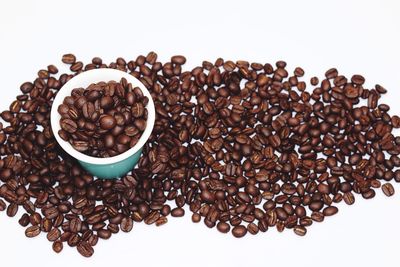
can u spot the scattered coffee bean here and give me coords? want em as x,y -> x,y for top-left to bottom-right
52,241 -> 63,253
232,225 -> 247,238
382,183 -> 395,197
0,52 -> 399,258
77,241 -> 94,257
25,225 -> 41,238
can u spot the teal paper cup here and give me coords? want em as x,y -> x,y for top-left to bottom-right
50,68 -> 155,179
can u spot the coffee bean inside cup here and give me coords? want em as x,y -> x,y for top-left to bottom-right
57,78 -> 148,157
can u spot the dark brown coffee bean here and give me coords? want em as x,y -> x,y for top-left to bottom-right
351,74 -> 365,85
82,102 -> 95,119
70,217 -> 82,233
25,225 -> 41,238
47,228 -> 61,241
70,62 -> 83,72
62,54 -> 76,64
382,183 -> 395,197
310,77 -> 319,86
192,213 -> 201,223
171,207 -> 185,217
97,229 -> 111,239
99,115 -> 116,130
323,206 -> 338,216
6,203 -> 18,217
343,192 -> 355,205
72,140 -> 89,152
120,217 -> 133,232
232,225 -> 247,238
52,241 -> 63,253
0,199 -> 6,211
18,213 -> 30,226
217,221 -> 230,233
171,55 -> 186,65
77,241 -> 94,257
60,119 -> 77,133
293,225 -> 307,236
155,217 -> 168,226
133,119 -> 146,131
325,68 -> 338,79
100,96 -> 114,109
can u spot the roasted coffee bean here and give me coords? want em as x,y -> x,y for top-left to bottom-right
323,206 -> 338,216
52,241 -> 63,253
0,200 -> 6,211
293,225 -> 307,236
60,119 -> 77,133
6,203 -> 18,217
171,55 -> 186,65
171,207 -> 185,217
62,54 -> 76,64
216,221 -> 230,233
232,225 -> 247,238
25,225 -> 41,238
77,241 -> 94,257
100,115 -> 116,130
120,217 -> 133,232
97,229 -> 111,239
382,183 -> 395,197
47,228 -> 61,241
18,213 -> 30,226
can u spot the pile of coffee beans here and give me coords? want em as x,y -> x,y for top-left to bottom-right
58,78 -> 148,157
0,52 -> 399,257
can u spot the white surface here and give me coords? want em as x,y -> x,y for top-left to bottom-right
51,68 -> 156,165
0,0 -> 400,266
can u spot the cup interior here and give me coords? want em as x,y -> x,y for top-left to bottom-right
50,68 -> 155,165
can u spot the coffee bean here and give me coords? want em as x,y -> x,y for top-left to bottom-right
70,217 -> 82,233
6,203 -> 18,217
60,119 -> 77,133
294,225 -> 307,236
171,55 -> 186,65
232,225 -> 247,238
52,241 -> 63,253
120,217 -> 133,232
217,221 -> 230,233
0,200 -> 7,211
99,115 -> 116,130
82,102 -> 95,119
171,207 -> 185,217
62,54 -> 76,64
25,225 -> 41,238
323,206 -> 338,216
18,213 -> 30,226
47,228 -> 61,241
343,192 -> 355,205
192,213 -> 201,223
382,183 -> 395,197
100,96 -> 114,109
77,241 -> 94,257
97,229 -> 111,239
155,217 -> 168,226
72,140 -> 89,152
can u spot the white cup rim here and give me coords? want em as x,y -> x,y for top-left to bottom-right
50,68 -> 155,165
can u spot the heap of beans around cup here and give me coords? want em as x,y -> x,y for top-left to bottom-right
0,52 -> 398,257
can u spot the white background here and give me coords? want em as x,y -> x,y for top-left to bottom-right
0,0 -> 399,266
